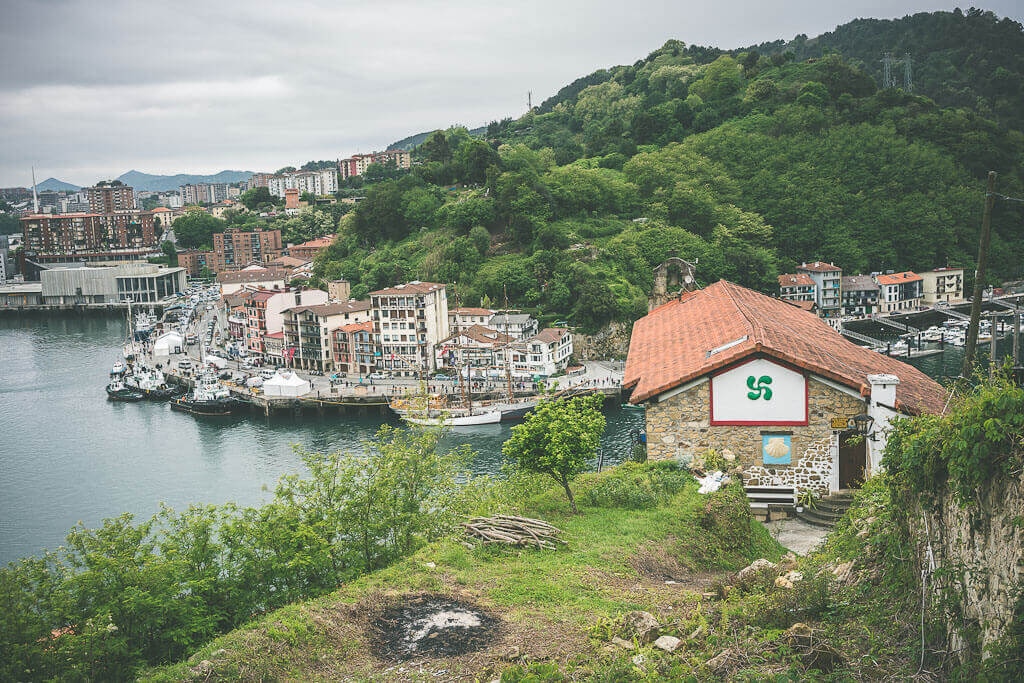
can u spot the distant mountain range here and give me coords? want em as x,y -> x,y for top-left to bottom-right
36,177 -> 80,192
116,169 -> 253,192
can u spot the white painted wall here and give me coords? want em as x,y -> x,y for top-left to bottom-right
710,358 -> 807,424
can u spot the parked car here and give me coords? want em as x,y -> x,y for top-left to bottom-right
259,368 -> 275,380
368,372 -> 389,380
178,360 -> 192,370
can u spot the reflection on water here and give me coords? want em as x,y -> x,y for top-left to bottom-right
0,313 -> 642,564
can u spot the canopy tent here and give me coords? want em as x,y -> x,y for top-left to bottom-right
153,331 -> 184,356
263,371 -> 311,397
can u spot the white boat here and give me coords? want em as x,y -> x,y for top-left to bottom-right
111,361 -> 126,375
403,410 -> 502,426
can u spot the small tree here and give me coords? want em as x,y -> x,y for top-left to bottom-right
502,395 -> 605,513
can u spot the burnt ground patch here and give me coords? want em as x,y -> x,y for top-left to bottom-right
368,593 -> 501,661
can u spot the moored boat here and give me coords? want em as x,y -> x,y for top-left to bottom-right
171,374 -> 239,416
106,377 -> 144,401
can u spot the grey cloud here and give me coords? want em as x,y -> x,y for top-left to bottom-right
2,0 -> 1022,186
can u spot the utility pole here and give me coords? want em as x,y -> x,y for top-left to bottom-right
990,312 -> 998,378
1014,307 -> 1020,368
527,91 -> 532,111
962,171 -> 997,377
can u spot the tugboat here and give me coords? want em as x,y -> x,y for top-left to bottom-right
125,365 -> 177,400
171,373 -> 238,416
107,375 -> 144,401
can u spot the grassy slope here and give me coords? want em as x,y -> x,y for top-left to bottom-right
144,467 -> 783,681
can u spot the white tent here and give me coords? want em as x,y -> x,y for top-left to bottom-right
263,371 -> 311,397
153,331 -> 184,357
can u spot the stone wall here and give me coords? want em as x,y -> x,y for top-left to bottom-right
644,377 -> 864,492
573,320 -> 632,360
912,467 -> 1024,661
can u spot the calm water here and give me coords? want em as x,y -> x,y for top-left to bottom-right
0,314 -> 643,564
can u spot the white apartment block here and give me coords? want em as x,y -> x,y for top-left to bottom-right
370,281 -> 450,376
267,169 -> 339,199
504,328 -> 573,377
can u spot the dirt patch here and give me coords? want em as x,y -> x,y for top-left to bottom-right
368,593 -> 501,661
629,540 -> 692,582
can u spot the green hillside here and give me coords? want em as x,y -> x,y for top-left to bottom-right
312,16 -> 1024,333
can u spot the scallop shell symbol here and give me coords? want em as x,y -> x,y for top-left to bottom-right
764,437 -> 790,460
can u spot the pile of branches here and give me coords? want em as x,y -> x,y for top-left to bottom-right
461,514 -> 566,550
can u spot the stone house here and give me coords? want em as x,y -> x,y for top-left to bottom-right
624,280 -> 945,494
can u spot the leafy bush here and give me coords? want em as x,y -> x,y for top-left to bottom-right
581,461 -> 692,509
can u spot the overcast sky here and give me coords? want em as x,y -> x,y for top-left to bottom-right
1,0 -> 1020,187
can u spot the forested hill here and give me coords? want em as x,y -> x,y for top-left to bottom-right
743,9 -> 1024,132
310,11 -> 1024,335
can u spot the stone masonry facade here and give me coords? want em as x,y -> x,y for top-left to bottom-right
644,377 -> 864,492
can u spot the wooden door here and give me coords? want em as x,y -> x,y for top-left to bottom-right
838,432 -> 866,489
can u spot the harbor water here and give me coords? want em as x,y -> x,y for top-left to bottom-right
0,314 -> 643,565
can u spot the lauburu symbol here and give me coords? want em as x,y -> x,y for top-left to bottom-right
746,375 -> 773,400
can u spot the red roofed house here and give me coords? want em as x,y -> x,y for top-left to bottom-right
624,280 -> 945,496
288,236 -> 334,261
435,324 -> 515,376
777,273 -> 816,303
332,321 -> 375,375
874,271 -> 924,313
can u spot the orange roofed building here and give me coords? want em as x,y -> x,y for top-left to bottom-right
624,280 -> 944,496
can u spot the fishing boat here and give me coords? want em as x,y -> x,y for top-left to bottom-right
170,373 -> 238,416
106,376 -> 144,401
125,365 -> 177,400
110,360 -> 126,375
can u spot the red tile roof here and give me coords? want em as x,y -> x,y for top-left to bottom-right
441,325 -> 514,346
335,321 -> 374,334
533,328 -> 569,344
875,271 -> 922,285
786,300 -> 817,311
624,280 -> 945,415
216,268 -> 289,284
452,307 -> 493,316
262,331 -> 284,339
778,273 -> 815,287
292,236 -> 334,249
369,281 -> 446,296
797,261 -> 842,273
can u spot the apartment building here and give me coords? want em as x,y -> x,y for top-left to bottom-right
243,286 -> 328,355
504,328 -> 574,377
777,273 -> 816,303
282,300 -> 372,371
488,312 -> 539,340
332,321 -> 376,375
85,184 -> 136,212
267,169 -> 339,198
875,271 -> 924,313
448,307 -> 493,329
179,183 -> 228,205
796,261 -> 842,318
369,281 -> 449,376
841,275 -> 880,316
216,267 -> 288,295
20,211 -> 157,261
920,267 -> 965,305
177,249 -> 214,277
338,150 -> 412,179
210,227 -> 283,271
247,173 -> 275,190
435,325 -> 515,375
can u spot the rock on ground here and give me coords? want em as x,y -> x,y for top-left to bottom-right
654,635 -> 682,653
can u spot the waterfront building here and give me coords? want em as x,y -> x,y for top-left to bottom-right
0,281 -> 43,307
874,271 -> 924,313
487,312 -> 539,340
243,287 -> 328,356
624,280 -> 945,494
448,307 -> 493,329
503,327 -> 574,377
0,235 -> 8,284
39,262 -> 185,304
262,331 -> 285,367
332,321 -> 376,375
777,273 -> 816,303
216,267 -> 288,295
20,211 -> 158,262
841,275 -> 880,317
369,281 -> 449,376
338,150 -> 412,179
282,300 -> 372,372
795,261 -> 842,319
435,325 -> 515,375
920,267 -> 965,305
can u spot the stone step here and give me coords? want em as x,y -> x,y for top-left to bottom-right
799,507 -> 845,527
815,499 -> 853,514
794,510 -> 835,529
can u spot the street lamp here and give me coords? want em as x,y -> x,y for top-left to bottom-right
850,413 -> 875,440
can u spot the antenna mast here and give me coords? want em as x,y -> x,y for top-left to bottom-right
903,52 -> 913,92
31,167 -> 39,214
881,52 -> 893,89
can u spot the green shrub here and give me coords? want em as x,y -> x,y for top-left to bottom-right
581,462 -> 693,509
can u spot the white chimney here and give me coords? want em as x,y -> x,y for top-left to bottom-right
867,374 -> 899,407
